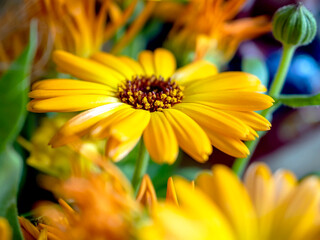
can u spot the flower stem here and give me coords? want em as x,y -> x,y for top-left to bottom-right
268,44 -> 296,98
232,44 -> 296,177
232,140 -> 260,177
132,139 -> 149,191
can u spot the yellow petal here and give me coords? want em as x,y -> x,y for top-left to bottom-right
49,130 -> 90,148
90,52 -> 136,79
163,109 -> 212,162
0,218 -> 11,240
174,103 -> 250,139
242,127 -> 259,141
27,96 -> 119,113
53,50 -> 123,88
174,178 -> 236,240
197,165 -> 259,240
110,109 -> 150,141
244,163 -> 275,240
49,104 -> 128,148
29,89 -> 114,98
118,56 -> 145,76
105,136 -> 140,162
172,60 -> 218,85
32,79 -> 113,92
56,103 -> 128,136
183,91 -> 274,111
205,130 -> 249,158
38,229 -> 48,240
154,48 -> 176,79
136,174 -> 158,209
185,72 -> 265,93
138,50 -> 155,76
145,204 -> 210,240
184,72 -> 266,95
273,169 -> 297,204
166,177 -> 179,206
143,112 -> 178,164
271,177 -> 320,240
19,217 -> 40,239
224,110 -> 271,131
90,107 -> 136,139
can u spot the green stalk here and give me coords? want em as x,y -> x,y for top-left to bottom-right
231,139 -> 260,177
268,44 -> 296,98
131,139 -> 150,191
232,44 -> 296,177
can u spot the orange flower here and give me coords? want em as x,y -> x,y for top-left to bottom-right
26,161 -> 143,240
0,0 -> 154,78
162,0 -> 271,66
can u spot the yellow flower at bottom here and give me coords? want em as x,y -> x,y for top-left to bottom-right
140,163 -> 320,240
28,48 -> 273,164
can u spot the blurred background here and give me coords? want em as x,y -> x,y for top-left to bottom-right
194,0 -> 320,177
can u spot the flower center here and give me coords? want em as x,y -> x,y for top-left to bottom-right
117,75 -> 184,112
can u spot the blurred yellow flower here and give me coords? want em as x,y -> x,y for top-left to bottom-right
0,218 -> 11,240
141,163 -> 320,240
18,114 -> 104,178
161,0 -> 271,66
28,48 -> 273,163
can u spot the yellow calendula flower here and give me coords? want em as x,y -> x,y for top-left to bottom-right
140,163 -> 320,240
28,48 -> 273,163
161,0 -> 271,66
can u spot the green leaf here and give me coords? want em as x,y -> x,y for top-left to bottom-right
0,21 -> 38,240
278,93 -> 320,108
242,57 -> 269,87
0,20 -> 37,151
0,146 -> 23,240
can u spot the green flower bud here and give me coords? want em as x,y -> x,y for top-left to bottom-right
272,3 -> 317,46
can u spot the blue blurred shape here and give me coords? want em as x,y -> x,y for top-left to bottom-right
267,51 -> 320,94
